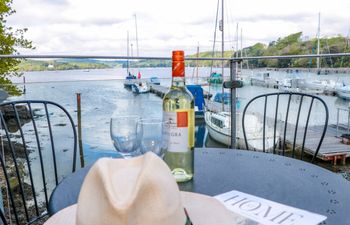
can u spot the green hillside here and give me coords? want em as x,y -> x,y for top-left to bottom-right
256,32 -> 350,68
186,32 -> 350,68
18,59 -> 114,71
17,32 -> 350,71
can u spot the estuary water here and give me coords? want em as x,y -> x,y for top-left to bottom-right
7,67 -> 350,164
3,67 -> 350,209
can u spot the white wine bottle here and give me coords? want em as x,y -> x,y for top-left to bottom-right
163,50 -> 195,182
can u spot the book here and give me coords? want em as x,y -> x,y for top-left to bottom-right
215,190 -> 327,225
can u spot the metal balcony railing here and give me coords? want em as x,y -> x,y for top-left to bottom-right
1,52 -> 350,147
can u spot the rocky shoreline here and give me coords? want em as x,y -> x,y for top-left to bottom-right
0,89 -> 8,102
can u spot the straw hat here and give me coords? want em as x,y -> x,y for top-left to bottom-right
45,152 -> 242,225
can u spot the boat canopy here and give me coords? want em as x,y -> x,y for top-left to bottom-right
186,85 -> 205,111
126,73 -> 136,80
208,72 -> 223,84
213,92 -> 230,105
212,92 -> 241,109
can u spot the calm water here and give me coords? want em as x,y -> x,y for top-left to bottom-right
7,67 -> 350,163
4,67 -> 350,207
8,68 -> 220,163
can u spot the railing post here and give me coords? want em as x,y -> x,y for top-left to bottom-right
336,108 -> 339,137
348,109 -> 350,135
227,59 -> 243,148
76,93 -> 84,168
231,60 -> 236,148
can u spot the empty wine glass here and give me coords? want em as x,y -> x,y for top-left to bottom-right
137,118 -> 167,157
110,115 -> 141,158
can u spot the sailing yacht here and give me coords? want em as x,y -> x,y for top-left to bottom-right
336,84 -> 350,100
124,31 -> 136,89
205,111 -> 279,150
204,0 -> 279,150
124,14 -> 150,93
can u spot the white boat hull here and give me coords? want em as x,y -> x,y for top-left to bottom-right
124,79 -> 135,88
131,82 -> 150,94
206,120 -> 232,146
205,111 -> 279,151
336,86 -> 350,100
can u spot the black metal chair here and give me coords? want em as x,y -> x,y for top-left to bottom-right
242,92 -> 329,163
0,208 -> 7,225
0,100 -> 78,224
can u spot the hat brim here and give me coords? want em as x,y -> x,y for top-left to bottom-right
44,191 -> 250,225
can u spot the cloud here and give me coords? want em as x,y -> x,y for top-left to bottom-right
238,13 -> 312,23
42,0 -> 68,5
6,0 -> 350,56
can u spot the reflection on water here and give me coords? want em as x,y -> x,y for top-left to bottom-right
7,68 -> 350,165
335,97 -> 350,109
3,68 -> 349,219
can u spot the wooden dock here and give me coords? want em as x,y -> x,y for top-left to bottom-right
236,112 -> 350,165
253,119 -> 350,166
147,84 -> 350,165
149,84 -> 169,98
149,84 -> 212,99
281,124 -> 350,165
268,67 -> 350,75
249,79 -> 337,96
149,84 -> 232,113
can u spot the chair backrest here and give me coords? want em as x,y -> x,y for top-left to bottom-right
0,100 -> 78,224
242,92 -> 329,163
0,207 -> 7,225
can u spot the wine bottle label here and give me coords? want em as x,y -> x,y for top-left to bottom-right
163,110 -> 192,153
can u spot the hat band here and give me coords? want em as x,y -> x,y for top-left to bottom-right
184,208 -> 193,225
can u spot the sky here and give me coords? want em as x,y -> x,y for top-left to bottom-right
7,0 -> 350,57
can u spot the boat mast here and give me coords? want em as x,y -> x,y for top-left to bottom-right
196,43 -> 199,84
131,43 -> 134,58
240,28 -> 243,71
210,0 -> 220,76
221,0 -> 224,78
134,14 -> 139,58
235,23 -> 239,76
235,23 -> 239,58
220,0 -> 224,111
340,29 -> 350,67
127,31 -> 130,75
192,43 -> 200,83
317,12 -> 321,70
134,14 -> 140,76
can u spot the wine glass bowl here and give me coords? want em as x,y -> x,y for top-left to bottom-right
110,115 -> 141,158
137,118 -> 167,157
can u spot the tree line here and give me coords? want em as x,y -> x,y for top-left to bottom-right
185,32 -> 350,69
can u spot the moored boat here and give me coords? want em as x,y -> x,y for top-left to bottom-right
149,77 -> 161,85
131,82 -> 150,94
302,79 -> 338,93
124,73 -> 137,89
208,72 -> 223,84
336,85 -> 350,100
213,92 -> 240,105
204,110 -> 279,151
251,72 -> 278,88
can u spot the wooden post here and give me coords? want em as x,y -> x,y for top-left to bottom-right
342,155 -> 347,166
76,93 -> 84,168
23,76 -> 26,94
